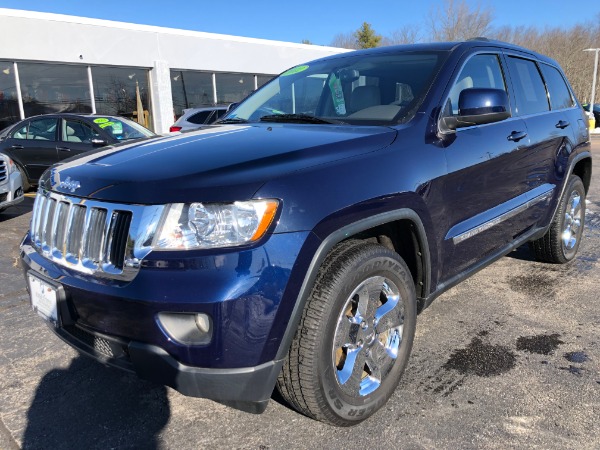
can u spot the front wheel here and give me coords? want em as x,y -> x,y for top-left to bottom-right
277,241 -> 417,426
530,175 -> 586,263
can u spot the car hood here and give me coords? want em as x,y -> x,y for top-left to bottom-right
41,124 -> 397,204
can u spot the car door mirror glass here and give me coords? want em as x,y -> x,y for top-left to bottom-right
442,88 -> 511,131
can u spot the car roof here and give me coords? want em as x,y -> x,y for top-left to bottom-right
20,113 -> 123,120
182,106 -> 228,114
303,38 -> 559,68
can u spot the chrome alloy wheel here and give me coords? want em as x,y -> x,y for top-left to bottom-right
332,276 -> 404,397
562,190 -> 582,251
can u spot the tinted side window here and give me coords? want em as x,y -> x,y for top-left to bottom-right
539,64 -> 574,110
213,109 -> 227,121
26,118 -> 58,141
12,123 -> 29,140
188,111 -> 212,124
506,57 -> 549,116
62,119 -> 99,143
446,54 -> 506,115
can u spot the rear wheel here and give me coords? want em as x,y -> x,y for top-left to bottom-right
277,241 -> 417,426
530,175 -> 585,263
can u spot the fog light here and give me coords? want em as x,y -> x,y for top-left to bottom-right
157,312 -> 212,345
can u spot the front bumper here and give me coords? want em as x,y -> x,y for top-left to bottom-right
48,318 -> 282,412
21,230 -> 313,410
0,171 -> 24,210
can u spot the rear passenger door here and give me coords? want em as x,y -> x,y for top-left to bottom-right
438,52 -> 533,280
503,54 -> 575,225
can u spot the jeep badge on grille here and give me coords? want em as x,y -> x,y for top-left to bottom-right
58,177 -> 81,193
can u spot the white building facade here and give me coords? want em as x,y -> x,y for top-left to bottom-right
0,9 -> 346,133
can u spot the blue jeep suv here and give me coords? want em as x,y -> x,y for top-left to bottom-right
21,39 -> 592,426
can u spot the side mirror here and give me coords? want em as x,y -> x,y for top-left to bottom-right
442,88 -> 511,131
91,138 -> 107,147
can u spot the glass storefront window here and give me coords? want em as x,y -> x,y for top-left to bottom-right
215,73 -> 255,105
92,66 -> 152,130
257,75 -> 275,89
170,70 -> 214,119
17,62 -> 92,119
0,61 -> 20,130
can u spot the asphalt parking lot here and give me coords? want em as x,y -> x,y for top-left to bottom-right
1,141 -> 599,449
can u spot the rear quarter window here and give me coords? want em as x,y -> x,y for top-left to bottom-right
539,64 -> 574,110
188,111 -> 212,125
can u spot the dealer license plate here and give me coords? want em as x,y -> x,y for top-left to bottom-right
27,273 -> 59,325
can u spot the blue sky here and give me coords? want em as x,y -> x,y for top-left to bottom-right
0,0 -> 597,45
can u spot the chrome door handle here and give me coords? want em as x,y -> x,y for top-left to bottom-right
507,131 -> 527,142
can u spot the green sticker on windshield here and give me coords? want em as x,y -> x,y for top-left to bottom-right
98,121 -> 114,129
93,118 -> 110,124
328,74 -> 346,115
111,122 -> 123,134
281,65 -> 309,76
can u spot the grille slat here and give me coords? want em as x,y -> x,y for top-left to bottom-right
109,212 -> 132,270
40,198 -> 57,253
82,208 -> 107,266
66,204 -> 86,263
30,191 -> 135,278
52,202 -> 70,258
0,160 -> 7,183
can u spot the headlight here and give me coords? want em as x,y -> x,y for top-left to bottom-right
2,156 -> 17,174
154,199 -> 279,250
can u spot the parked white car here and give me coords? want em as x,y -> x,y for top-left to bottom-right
169,106 -> 229,132
0,152 -> 24,213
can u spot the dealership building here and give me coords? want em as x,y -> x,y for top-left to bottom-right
0,9 -> 345,133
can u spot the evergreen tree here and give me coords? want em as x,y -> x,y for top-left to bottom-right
354,22 -> 382,49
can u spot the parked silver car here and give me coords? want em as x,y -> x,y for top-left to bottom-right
0,152 -> 24,213
169,106 -> 228,132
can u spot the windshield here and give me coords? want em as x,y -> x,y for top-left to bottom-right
225,50 -> 447,126
92,116 -> 156,140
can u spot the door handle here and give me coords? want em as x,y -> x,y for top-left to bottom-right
555,120 -> 570,129
11,144 -> 23,149
56,146 -> 71,152
507,131 -> 527,142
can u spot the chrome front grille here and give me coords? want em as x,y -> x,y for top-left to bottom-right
32,193 -> 131,271
0,160 -> 6,183
29,190 -> 163,280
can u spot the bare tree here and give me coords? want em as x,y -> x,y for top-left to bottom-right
490,22 -> 600,104
330,32 -> 359,49
382,25 -> 421,46
427,0 -> 494,42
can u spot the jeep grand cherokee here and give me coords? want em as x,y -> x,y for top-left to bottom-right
21,39 -> 591,426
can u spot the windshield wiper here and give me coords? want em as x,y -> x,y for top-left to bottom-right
259,114 -> 343,124
216,117 -> 248,124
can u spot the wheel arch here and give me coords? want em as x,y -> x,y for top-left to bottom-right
275,208 -> 431,361
572,155 -> 592,195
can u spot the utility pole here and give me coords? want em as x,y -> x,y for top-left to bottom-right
584,48 -> 600,118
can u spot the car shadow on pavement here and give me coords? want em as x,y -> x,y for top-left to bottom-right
505,243 -> 536,262
0,197 -> 34,222
22,356 -> 170,449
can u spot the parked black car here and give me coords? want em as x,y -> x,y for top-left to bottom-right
0,114 -> 157,190
22,40 -> 591,426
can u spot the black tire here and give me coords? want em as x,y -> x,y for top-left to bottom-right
530,175 -> 585,263
277,241 -> 417,426
16,164 -> 31,192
